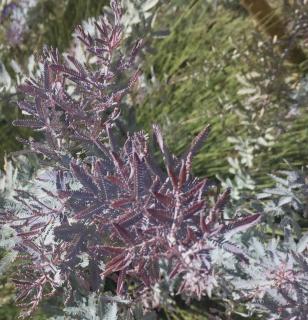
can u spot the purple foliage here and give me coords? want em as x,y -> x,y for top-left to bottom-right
0,3 -> 18,22
0,1 -> 36,46
3,0 -> 261,317
13,0 -> 140,165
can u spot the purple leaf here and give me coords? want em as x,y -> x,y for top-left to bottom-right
75,203 -> 105,219
222,213 -> 261,239
147,208 -> 173,224
113,223 -> 135,245
184,125 -> 211,159
13,119 -> 45,129
111,197 -> 134,209
71,162 -> 99,194
152,191 -> 174,208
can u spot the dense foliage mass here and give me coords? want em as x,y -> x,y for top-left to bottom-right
0,0 -> 307,319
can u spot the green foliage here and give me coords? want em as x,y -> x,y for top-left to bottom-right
137,2 -> 246,175
226,224 -> 308,319
256,169 -> 308,231
135,0 -> 308,190
0,0 -> 108,60
50,294 -> 118,320
0,155 -> 39,319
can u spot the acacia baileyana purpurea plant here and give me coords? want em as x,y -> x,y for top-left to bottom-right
1,0 -> 261,318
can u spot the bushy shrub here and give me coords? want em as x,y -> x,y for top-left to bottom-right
1,1 -> 307,319
0,1 -> 262,318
